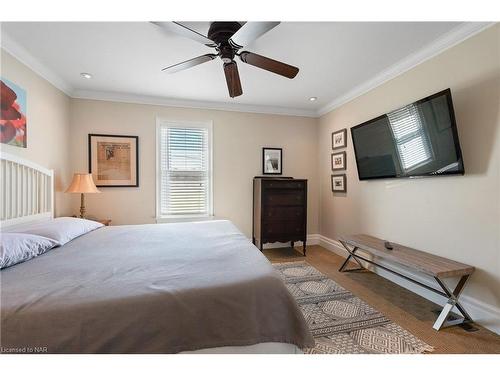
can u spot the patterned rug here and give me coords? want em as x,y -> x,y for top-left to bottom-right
274,261 -> 434,354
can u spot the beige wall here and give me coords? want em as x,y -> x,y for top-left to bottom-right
1,50 -> 72,216
318,25 -> 500,314
69,99 -> 319,238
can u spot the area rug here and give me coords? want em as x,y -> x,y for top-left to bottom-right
273,261 -> 434,354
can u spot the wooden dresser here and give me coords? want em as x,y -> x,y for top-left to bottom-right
252,177 -> 308,256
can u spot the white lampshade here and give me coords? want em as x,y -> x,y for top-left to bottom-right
65,173 -> 101,194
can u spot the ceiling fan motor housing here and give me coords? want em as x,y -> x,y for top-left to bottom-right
208,22 -> 242,62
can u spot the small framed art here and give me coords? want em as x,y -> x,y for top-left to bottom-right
331,151 -> 346,171
262,147 -> 282,175
331,174 -> 347,193
88,134 -> 139,187
332,128 -> 347,150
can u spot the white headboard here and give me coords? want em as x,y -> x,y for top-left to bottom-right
0,152 -> 54,228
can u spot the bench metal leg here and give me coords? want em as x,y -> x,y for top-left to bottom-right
338,240 -> 474,331
433,275 -> 473,330
338,241 -> 364,272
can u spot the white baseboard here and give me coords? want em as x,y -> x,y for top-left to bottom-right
318,235 -> 500,335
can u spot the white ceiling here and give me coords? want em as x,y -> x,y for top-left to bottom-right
0,22 -> 491,116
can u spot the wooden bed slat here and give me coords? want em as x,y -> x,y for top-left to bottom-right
0,153 -> 54,228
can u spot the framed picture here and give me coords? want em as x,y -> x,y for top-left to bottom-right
332,128 -> 347,150
1,78 -> 27,148
262,147 -> 282,175
331,151 -> 346,171
331,174 -> 347,193
88,134 -> 139,187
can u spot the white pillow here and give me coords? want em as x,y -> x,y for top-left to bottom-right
0,233 -> 60,269
8,217 -> 104,245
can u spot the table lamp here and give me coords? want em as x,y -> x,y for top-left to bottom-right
65,173 -> 101,218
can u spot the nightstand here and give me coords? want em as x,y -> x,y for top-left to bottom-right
72,215 -> 111,226
96,219 -> 112,226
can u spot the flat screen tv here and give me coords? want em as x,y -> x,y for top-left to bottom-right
351,89 -> 464,180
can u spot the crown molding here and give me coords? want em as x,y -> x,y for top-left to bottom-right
317,22 -> 497,117
2,23 -> 495,119
1,31 -> 74,96
71,89 -> 317,117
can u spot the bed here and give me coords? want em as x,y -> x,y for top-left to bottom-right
0,153 -> 313,354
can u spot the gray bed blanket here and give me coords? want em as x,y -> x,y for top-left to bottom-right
0,220 -> 314,353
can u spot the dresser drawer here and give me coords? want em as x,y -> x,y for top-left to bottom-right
264,206 -> 304,221
263,181 -> 305,190
265,192 -> 304,206
286,221 -> 305,235
263,221 -> 305,238
262,221 -> 286,237
262,221 -> 305,238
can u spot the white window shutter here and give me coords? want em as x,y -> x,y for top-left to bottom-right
159,124 -> 211,217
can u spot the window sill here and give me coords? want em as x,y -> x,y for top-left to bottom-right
156,215 -> 216,224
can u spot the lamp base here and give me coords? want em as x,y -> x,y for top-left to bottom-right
79,193 -> 86,219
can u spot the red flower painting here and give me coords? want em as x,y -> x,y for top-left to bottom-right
1,79 -> 27,148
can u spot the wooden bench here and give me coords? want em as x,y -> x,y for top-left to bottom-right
338,234 -> 475,331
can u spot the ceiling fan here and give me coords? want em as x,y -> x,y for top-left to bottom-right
152,21 -> 299,98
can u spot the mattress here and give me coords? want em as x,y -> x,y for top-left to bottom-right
0,220 -> 314,353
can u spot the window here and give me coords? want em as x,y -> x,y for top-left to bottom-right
156,120 -> 212,219
387,104 -> 432,171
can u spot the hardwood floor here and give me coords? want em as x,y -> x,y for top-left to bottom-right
264,245 -> 500,354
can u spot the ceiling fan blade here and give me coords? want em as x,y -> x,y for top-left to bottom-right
162,54 -> 218,73
152,21 -> 217,47
239,51 -> 299,79
223,62 -> 243,98
229,22 -> 280,48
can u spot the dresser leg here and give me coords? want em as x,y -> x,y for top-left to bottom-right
303,242 -> 307,257
260,239 -> 263,252
291,241 -> 295,249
